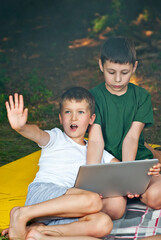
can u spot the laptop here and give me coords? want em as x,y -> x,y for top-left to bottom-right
74,159 -> 158,197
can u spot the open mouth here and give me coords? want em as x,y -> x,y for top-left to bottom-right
70,124 -> 78,130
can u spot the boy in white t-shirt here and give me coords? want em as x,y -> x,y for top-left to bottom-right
2,87 -> 114,240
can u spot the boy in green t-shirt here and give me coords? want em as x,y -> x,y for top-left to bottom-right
88,36 -> 161,220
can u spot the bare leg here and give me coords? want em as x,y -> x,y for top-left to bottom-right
102,196 -> 127,220
7,188 -> 104,240
26,229 -> 101,240
27,212 -> 112,238
144,142 -> 161,164
140,175 -> 161,209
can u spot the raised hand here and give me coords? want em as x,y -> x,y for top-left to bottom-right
148,163 -> 161,177
6,93 -> 28,130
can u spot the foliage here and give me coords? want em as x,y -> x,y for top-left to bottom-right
0,235 -> 8,240
28,103 -> 55,121
0,94 -> 8,122
1,0 -> 161,166
0,52 -> 10,64
92,15 -> 109,33
151,62 -> 161,72
0,68 -> 10,93
0,68 -> 55,123
89,0 -> 161,39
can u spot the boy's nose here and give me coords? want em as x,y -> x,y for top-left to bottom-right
71,113 -> 77,121
115,74 -> 121,82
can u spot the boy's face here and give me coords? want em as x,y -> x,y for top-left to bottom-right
59,99 -> 95,145
99,60 -> 138,96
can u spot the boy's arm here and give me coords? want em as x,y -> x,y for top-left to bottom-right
122,121 -> 145,161
6,93 -> 49,146
87,123 -> 104,164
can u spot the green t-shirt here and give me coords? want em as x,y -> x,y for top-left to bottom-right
90,82 -> 154,161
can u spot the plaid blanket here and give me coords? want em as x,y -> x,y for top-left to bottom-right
104,199 -> 161,240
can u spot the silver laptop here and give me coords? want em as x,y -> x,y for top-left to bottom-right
74,159 -> 158,197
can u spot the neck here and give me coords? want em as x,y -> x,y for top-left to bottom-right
64,132 -> 86,146
105,83 -> 128,96
73,138 -> 86,146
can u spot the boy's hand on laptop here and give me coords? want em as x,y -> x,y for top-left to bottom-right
127,193 -> 140,199
148,163 -> 161,176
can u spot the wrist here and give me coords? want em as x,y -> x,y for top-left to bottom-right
14,125 -> 26,133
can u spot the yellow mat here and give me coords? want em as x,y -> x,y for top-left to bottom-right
0,150 -> 41,232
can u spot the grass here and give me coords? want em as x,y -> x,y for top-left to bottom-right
0,236 -> 8,240
0,124 -> 39,166
1,1 -> 161,166
0,68 -> 60,166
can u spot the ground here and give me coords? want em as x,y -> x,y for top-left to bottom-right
0,0 -> 161,166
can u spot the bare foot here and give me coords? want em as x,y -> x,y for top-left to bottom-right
26,229 -> 62,240
1,227 -> 9,236
26,229 -> 42,240
27,223 -> 62,237
8,206 -> 28,240
26,229 -> 101,240
27,223 -> 45,233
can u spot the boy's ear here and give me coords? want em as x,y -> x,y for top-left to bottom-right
133,61 -> 138,73
59,113 -> 62,124
89,114 -> 96,125
99,59 -> 104,72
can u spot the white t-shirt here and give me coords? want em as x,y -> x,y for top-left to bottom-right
33,128 -> 114,188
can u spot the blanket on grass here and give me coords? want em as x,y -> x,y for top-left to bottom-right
104,199 -> 161,240
1,148 -> 161,239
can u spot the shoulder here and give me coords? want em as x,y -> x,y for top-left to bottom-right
90,83 -> 108,103
128,83 -> 151,102
45,127 -> 63,136
41,128 -> 64,149
129,83 -> 150,95
90,83 -> 105,94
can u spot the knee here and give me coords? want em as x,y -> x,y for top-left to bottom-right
95,213 -> 113,237
113,200 -> 126,219
102,197 -> 126,220
88,213 -> 113,237
83,192 -> 103,213
103,204 -> 125,220
142,188 -> 161,210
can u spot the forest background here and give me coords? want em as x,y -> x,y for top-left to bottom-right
0,0 -> 161,166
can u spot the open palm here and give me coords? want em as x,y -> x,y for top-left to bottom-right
6,93 -> 28,130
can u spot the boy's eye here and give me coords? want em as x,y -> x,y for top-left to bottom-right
122,71 -> 129,75
65,111 -> 70,114
108,71 -> 115,75
79,111 -> 84,114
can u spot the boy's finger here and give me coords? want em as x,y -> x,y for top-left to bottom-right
5,101 -> 10,112
148,171 -> 160,176
19,94 -> 24,111
9,95 -> 14,109
149,173 -> 159,177
14,93 -> 18,108
127,194 -> 135,198
14,93 -> 19,108
151,168 -> 160,172
152,163 -> 161,168
24,108 -> 28,118
134,194 -> 140,198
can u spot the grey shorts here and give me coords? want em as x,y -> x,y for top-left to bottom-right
25,182 -> 78,226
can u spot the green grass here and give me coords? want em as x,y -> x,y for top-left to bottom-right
0,124 -> 39,166
0,235 -> 8,240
